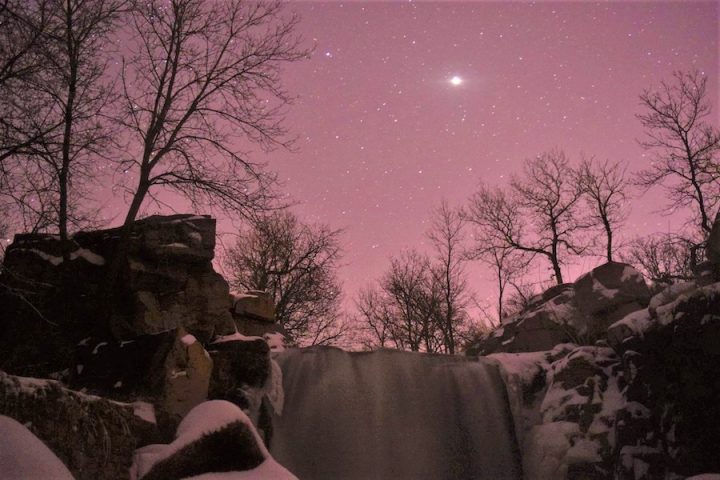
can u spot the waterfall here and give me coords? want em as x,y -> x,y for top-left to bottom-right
270,347 -> 522,480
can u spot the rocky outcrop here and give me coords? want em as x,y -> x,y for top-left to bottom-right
610,282 -> 720,479
469,263 -> 650,355
0,370 -> 161,480
492,345 -> 625,480
491,269 -> 720,479
0,214 -> 235,378
0,214 -> 281,450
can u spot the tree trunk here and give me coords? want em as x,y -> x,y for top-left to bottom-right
604,218 -> 613,263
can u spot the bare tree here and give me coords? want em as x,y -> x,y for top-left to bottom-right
354,287 -> 398,351
355,250 -> 445,353
576,157 -> 630,262
636,70 -> 720,239
466,241 -> 529,324
118,0 -> 308,227
224,210 -> 346,347
622,233 -> 697,285
0,0 -> 62,164
466,150 -> 586,285
4,0 -> 124,259
426,200 -> 470,353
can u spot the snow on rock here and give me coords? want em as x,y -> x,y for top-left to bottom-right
495,345 -> 624,480
0,415 -> 74,480
607,308 -> 652,348
213,331 -> 264,344
0,370 -> 159,480
523,421 -> 580,480
133,402 -> 157,425
648,280 -> 696,316
469,263 -> 650,356
183,459 -> 298,480
14,246 -> 105,265
131,400 -> 297,480
72,248 -> 105,265
264,332 -> 286,352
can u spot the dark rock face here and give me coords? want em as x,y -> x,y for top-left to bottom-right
209,338 -> 271,405
469,263 -> 650,356
612,284 -> 720,479
0,371 -> 161,480
70,332 -> 175,397
0,215 -> 286,478
0,214 -> 235,377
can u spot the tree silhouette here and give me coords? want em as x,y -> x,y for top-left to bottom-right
636,70 -> 720,240
224,210 -> 346,346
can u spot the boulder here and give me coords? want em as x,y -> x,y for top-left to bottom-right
468,288 -> 579,355
160,329 -> 213,422
208,337 -> 271,405
573,262 -> 651,332
233,290 -> 275,322
469,263 -> 649,356
0,370 -> 161,480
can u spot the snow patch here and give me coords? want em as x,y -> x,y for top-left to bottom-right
0,416 -> 74,479
15,247 -> 105,265
133,401 -> 157,425
213,331 -> 263,344
264,332 -> 285,352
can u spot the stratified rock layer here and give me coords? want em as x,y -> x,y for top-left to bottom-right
0,214 -> 235,378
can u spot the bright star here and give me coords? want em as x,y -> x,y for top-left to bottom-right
450,76 -> 463,86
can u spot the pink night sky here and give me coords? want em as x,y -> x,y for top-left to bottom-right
115,1 -> 720,309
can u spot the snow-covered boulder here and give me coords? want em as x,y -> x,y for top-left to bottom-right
0,415 -> 74,479
468,263 -> 650,355
573,262 -> 651,333
233,291 -> 275,322
0,371 -> 159,479
132,400 -> 296,480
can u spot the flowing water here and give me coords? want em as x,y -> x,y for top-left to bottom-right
270,347 -> 522,480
